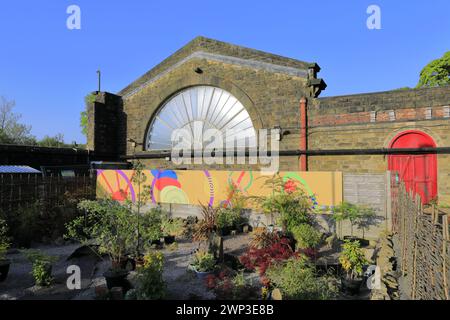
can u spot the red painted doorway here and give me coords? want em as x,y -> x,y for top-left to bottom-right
388,130 -> 437,204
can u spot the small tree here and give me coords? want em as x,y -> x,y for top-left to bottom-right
250,174 -> 313,231
333,202 -> 378,238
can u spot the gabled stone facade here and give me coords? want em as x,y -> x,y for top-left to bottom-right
87,36 -> 450,202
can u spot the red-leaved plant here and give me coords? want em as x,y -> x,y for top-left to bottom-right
239,238 -> 299,279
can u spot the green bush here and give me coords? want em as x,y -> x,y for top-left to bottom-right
291,224 -> 322,250
0,218 -> 10,260
216,207 -> 247,230
22,249 -> 58,286
161,217 -> 185,237
128,251 -> 166,300
140,208 -> 164,242
191,250 -> 216,272
339,239 -> 368,280
265,257 -> 337,300
67,199 -> 136,267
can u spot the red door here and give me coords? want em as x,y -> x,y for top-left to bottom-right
388,131 -> 437,204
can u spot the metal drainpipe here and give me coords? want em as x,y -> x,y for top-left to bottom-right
300,97 -> 308,171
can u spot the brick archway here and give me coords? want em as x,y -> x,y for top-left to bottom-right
388,130 -> 437,204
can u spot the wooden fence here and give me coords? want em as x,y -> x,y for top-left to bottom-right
0,173 -> 96,211
392,183 -> 450,300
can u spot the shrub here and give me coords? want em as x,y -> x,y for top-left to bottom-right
66,199 -> 136,268
140,207 -> 163,243
130,251 -> 166,300
291,224 -> 322,250
22,249 -> 58,286
265,257 -> 337,300
0,218 -> 10,260
183,216 -> 198,240
161,217 -> 185,238
339,239 -> 368,280
215,208 -> 235,230
191,250 -> 216,272
239,238 -> 298,278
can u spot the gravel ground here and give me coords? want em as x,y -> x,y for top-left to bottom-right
0,233 -> 370,300
0,234 -> 254,300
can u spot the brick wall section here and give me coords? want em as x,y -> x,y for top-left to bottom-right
87,92 -> 124,158
309,86 -> 450,203
309,106 -> 450,126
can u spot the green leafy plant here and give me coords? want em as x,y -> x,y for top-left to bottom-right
265,256 -> 337,300
161,217 -> 185,238
339,239 -> 368,280
140,208 -> 163,244
191,250 -> 216,272
333,202 -> 379,238
128,251 -> 166,300
0,218 -> 10,261
22,249 -> 58,286
291,224 -> 322,250
251,175 -> 313,232
66,199 -> 136,269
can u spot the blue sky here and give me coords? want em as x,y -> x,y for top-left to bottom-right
0,0 -> 449,144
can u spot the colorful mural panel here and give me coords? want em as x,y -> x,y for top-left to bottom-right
96,170 -> 342,209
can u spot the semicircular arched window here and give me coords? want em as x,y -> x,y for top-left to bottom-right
145,86 -> 257,150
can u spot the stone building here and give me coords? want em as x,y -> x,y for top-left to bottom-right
87,36 -> 450,204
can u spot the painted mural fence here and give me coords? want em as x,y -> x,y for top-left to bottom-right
96,170 -> 342,210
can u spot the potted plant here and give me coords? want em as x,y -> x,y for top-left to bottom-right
140,207 -> 164,247
22,249 -> 58,286
193,204 -> 218,242
190,250 -> 216,279
67,199 -> 136,290
333,202 -> 378,247
161,217 -> 185,244
216,208 -> 234,236
0,218 -> 11,282
339,239 -> 368,295
291,223 -> 322,254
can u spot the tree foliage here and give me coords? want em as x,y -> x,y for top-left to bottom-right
0,96 -> 36,145
417,51 -> 450,88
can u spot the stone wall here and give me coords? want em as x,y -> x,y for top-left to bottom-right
309,86 -> 450,203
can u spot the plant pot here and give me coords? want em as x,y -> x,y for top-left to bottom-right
343,236 -> 370,247
341,276 -> 364,295
103,269 -> 129,290
0,259 -> 11,282
191,266 -> 213,280
164,235 -> 176,245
